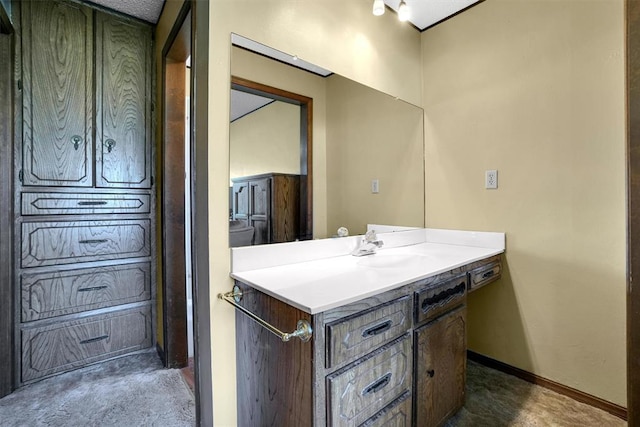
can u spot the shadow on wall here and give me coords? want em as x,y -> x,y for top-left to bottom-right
463,260 -> 534,424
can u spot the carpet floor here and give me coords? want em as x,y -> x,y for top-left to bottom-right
447,360 -> 626,427
0,353 -> 625,426
0,350 -> 195,427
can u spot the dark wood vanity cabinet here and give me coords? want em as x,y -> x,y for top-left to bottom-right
13,0 -> 154,385
231,173 -> 300,244
233,255 -> 501,427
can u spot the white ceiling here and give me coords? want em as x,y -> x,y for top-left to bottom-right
85,0 -> 165,23
230,89 -> 274,122
85,0 -> 482,30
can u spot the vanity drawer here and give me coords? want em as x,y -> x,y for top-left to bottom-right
359,391 -> 411,427
21,192 -> 151,215
327,297 -> 411,368
415,274 -> 467,325
327,335 -> 412,427
21,219 -> 151,268
21,305 -> 152,382
21,262 -> 151,322
469,261 -> 502,292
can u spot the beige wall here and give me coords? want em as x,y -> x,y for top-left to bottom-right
210,2 -> 422,425
230,101 -> 301,179
422,0 -> 625,405
326,74 -> 424,235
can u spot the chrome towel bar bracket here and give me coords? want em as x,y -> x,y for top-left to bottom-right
217,285 -> 313,343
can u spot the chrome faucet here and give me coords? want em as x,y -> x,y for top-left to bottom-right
352,230 -> 384,256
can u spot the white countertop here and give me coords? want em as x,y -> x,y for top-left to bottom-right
230,228 -> 505,314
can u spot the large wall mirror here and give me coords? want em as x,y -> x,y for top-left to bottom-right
229,34 -> 425,247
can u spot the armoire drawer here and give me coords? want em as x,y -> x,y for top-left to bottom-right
327,335 -> 412,427
21,305 -> 152,382
326,297 -> 411,368
21,219 -> 151,268
415,274 -> 467,325
21,192 -> 151,215
21,262 -> 151,321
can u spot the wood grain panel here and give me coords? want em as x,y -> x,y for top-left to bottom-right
21,0 -> 93,187
327,297 -> 411,369
414,305 -> 466,427
21,192 -> 150,215
359,392 -> 412,427
234,282 -> 313,427
21,219 -> 151,268
232,181 -> 249,222
21,305 -> 152,382
326,335 -> 411,427
272,175 -> 300,243
21,262 -> 151,321
96,12 -> 151,188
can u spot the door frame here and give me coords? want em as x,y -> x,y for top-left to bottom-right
160,0 -> 212,425
0,24 -> 13,399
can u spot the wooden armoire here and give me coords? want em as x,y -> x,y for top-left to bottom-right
13,0 -> 155,385
231,173 -> 300,245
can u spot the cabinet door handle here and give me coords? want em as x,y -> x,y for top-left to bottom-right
77,201 -> 108,206
362,320 -> 393,338
80,335 -> 109,345
427,369 -> 435,378
362,372 -> 392,396
105,138 -> 116,153
71,135 -> 82,150
78,285 -> 108,292
79,239 -> 108,244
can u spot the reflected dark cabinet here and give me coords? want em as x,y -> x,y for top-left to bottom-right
14,0 -> 154,385
231,173 -> 300,245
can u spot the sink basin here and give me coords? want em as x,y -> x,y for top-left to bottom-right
356,253 -> 430,269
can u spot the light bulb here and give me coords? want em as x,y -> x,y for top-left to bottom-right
398,0 -> 409,22
373,0 -> 385,16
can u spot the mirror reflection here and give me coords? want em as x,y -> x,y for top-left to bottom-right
229,35 -> 425,247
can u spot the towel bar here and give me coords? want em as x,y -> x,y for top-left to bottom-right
217,285 -> 313,342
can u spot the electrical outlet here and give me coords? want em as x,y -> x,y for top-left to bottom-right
371,179 -> 379,194
485,170 -> 498,189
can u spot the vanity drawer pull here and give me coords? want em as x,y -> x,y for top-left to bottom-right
79,335 -> 109,345
77,201 -> 108,206
362,373 -> 392,396
79,239 -> 108,245
77,285 -> 108,293
482,270 -> 495,279
362,320 -> 392,338
421,281 -> 466,312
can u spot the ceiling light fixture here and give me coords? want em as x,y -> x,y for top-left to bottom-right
373,0 -> 385,16
398,0 -> 410,22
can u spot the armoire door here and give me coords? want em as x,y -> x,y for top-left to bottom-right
95,13 -> 152,189
20,0 -> 93,187
249,178 -> 271,245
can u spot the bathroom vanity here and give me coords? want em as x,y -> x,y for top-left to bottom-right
228,228 -> 504,427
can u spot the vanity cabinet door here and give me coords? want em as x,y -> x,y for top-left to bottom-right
414,305 -> 466,427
